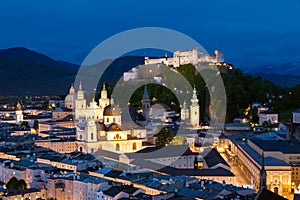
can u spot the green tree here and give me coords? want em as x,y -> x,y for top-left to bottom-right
155,127 -> 174,146
20,121 -> 30,129
6,177 -> 27,190
6,177 -> 19,190
16,179 -> 27,190
33,119 -> 39,131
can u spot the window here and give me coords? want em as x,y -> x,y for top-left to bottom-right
133,143 -> 137,150
91,133 -> 94,140
116,143 -> 120,151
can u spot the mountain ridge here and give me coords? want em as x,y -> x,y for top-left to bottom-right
0,47 -> 145,95
0,47 -> 299,95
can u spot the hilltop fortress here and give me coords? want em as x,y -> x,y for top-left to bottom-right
145,48 -> 224,67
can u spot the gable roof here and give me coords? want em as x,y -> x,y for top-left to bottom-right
204,148 -> 229,168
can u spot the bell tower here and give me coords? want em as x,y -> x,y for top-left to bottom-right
75,82 -> 87,119
15,102 -> 23,123
87,119 -> 97,143
190,87 -> 200,127
142,85 -> 150,122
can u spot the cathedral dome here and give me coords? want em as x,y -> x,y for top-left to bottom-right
103,104 -> 121,116
65,93 -> 77,103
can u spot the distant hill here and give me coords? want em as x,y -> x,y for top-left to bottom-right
0,47 -> 144,96
241,61 -> 300,87
244,61 -> 300,75
0,47 -> 79,72
256,73 -> 300,88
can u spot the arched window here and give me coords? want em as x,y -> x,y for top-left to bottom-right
107,118 -> 109,122
113,118 -> 115,123
79,147 -> 83,152
274,187 -> 278,194
116,143 -> 120,151
79,135 -> 83,139
133,143 -> 137,150
91,132 -> 94,140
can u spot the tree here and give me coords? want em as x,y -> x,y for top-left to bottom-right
16,179 -> 27,190
20,121 -> 30,129
33,119 -> 39,131
155,127 -> 174,146
263,120 -> 272,131
6,177 -> 27,190
6,177 -> 19,190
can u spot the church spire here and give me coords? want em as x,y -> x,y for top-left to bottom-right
69,83 -> 75,94
110,95 -> 114,105
142,85 -> 150,122
190,87 -> 200,127
143,85 -> 150,100
101,82 -> 108,99
77,82 -> 85,100
79,81 -> 83,91
16,101 -> 22,111
183,100 -> 187,109
191,86 -> 199,105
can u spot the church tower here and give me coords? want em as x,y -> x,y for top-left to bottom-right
260,152 -> 267,190
15,102 -> 23,123
87,119 -> 97,143
181,100 -> 189,121
190,87 -> 200,127
99,83 -> 110,109
142,85 -> 150,122
75,82 -> 87,119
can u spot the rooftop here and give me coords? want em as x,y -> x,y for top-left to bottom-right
204,148 -> 230,168
238,141 -> 289,167
125,145 -> 198,160
250,139 -> 300,154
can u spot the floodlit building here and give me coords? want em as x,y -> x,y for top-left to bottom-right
144,48 -> 224,67
64,82 -> 147,154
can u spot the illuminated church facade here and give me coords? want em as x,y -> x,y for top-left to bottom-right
65,83 -> 146,154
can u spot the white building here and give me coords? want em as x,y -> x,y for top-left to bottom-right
68,82 -> 146,154
144,48 -> 224,67
190,87 -> 200,127
15,102 -> 23,123
181,101 -> 189,121
258,110 -> 278,125
293,109 -> 300,124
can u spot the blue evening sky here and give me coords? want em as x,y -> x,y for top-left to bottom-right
0,0 -> 300,68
